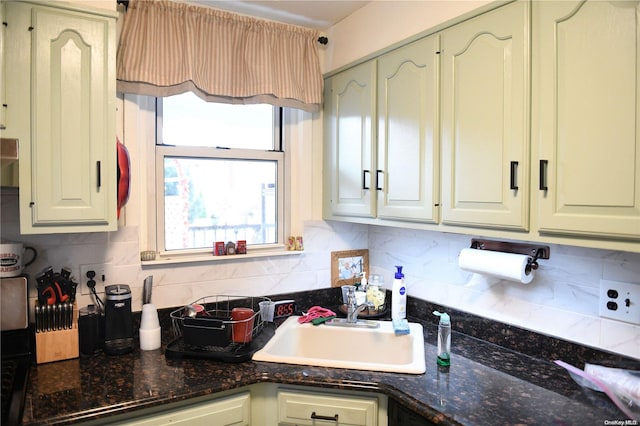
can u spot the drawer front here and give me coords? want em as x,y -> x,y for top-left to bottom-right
278,390 -> 378,426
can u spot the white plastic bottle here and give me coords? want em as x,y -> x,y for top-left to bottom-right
391,266 -> 406,320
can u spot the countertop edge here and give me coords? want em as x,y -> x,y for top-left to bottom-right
27,361 -> 464,426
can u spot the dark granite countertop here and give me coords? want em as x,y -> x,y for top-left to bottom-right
21,289 -> 639,426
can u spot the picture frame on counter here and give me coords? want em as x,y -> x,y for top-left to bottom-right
331,249 -> 369,287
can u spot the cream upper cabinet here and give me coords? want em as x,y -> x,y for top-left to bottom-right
324,60 -> 377,218
6,1 -> 117,234
533,0 -> 640,240
323,36 -> 439,224
440,0 -> 530,231
377,35 -> 439,223
0,1 -> 6,131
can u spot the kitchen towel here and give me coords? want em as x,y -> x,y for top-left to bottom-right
458,248 -> 535,284
298,306 -> 337,324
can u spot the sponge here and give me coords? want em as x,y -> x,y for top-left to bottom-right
392,319 -> 410,335
311,315 -> 336,326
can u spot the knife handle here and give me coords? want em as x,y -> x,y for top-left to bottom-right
47,305 -> 52,332
35,305 -> 40,333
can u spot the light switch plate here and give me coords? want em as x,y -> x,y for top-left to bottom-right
599,279 -> 640,325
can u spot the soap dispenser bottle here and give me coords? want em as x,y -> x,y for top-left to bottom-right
433,311 -> 451,366
391,266 -> 406,320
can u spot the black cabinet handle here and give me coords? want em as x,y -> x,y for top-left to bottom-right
510,161 -> 519,190
539,160 -> 548,191
97,161 -> 101,189
310,412 -> 339,422
376,170 -> 383,191
362,169 -> 370,190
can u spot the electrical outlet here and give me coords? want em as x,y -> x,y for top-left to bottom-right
599,279 -> 640,325
79,263 -> 109,296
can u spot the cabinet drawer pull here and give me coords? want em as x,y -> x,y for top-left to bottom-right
376,170 -> 383,191
510,161 -> 519,190
362,169 -> 370,190
310,411 -> 339,422
539,160 -> 548,191
96,161 -> 102,189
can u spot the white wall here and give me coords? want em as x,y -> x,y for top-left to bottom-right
320,0 -> 493,73
368,227 -> 640,360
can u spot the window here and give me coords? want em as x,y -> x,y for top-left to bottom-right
156,92 -> 284,254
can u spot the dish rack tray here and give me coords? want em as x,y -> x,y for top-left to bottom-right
170,295 -> 270,350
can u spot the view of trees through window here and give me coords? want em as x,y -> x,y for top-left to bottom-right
159,93 -> 281,251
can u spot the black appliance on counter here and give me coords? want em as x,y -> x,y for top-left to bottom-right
1,276 -> 33,426
103,284 -> 134,355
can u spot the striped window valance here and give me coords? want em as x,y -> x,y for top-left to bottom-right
116,0 -> 323,112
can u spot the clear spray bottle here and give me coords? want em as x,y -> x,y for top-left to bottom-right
433,311 -> 451,366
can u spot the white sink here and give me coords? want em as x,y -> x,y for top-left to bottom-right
253,316 -> 426,374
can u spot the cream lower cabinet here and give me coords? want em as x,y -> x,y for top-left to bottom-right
95,384 -> 387,426
440,0 -> 530,231
115,392 -> 251,426
533,0 -> 640,240
5,1 -> 117,234
277,388 -> 382,426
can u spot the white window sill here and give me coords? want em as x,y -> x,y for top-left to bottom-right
141,248 -> 304,267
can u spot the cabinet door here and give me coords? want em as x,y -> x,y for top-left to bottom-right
278,390 -> 378,426
377,35 -> 439,223
0,2 -> 19,188
534,0 -> 640,239
25,5 -> 116,232
0,1 -> 6,131
119,392 -> 251,426
440,1 -> 530,230
388,398 -> 436,426
324,60 -> 377,218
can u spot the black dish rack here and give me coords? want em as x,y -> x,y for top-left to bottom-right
166,295 -> 275,362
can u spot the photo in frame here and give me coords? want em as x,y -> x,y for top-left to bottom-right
331,249 -> 369,287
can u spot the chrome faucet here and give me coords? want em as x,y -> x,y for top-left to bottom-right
346,287 -> 374,323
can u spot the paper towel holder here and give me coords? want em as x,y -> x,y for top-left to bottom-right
469,239 -> 550,272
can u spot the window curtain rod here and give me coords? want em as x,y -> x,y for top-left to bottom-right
115,0 -> 329,44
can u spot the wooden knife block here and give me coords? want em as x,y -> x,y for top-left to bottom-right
35,301 -> 79,364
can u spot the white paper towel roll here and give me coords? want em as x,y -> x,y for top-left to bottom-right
458,248 -> 535,284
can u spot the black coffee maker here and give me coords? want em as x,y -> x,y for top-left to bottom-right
103,284 -> 134,355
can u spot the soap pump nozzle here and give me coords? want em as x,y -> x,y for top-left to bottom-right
394,265 -> 404,279
433,310 -> 450,325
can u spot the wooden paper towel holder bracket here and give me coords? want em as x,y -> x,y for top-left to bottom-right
470,239 -> 550,271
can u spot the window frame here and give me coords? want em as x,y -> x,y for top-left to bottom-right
151,98 -> 288,260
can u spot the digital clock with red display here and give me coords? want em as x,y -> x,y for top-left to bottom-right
272,299 -> 296,319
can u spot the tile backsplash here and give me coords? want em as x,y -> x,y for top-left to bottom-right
2,190 -> 639,359
367,226 -> 640,360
